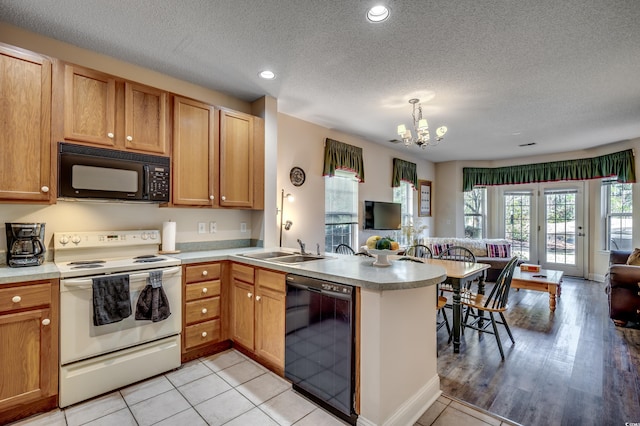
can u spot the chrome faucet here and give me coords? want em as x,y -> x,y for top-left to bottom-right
297,239 -> 307,254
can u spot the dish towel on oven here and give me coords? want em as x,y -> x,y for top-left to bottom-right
92,274 -> 132,326
135,270 -> 171,322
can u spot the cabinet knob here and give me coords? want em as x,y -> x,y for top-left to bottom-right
41,186 -> 49,193
209,195 -> 214,200
126,135 -> 133,142
202,287 -> 208,294
202,270 -> 208,276
247,292 -> 253,298
12,295 -> 21,303
107,132 -> 114,139
201,331 -> 207,338
256,295 -> 261,301
221,196 -> 226,201
42,318 -> 50,326
201,308 -> 208,314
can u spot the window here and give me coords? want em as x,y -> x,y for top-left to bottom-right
464,187 -> 486,239
603,179 -> 633,251
325,171 -> 358,252
504,190 -> 532,260
393,181 -> 414,245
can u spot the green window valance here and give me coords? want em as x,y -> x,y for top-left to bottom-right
322,138 -> 365,182
462,149 -> 636,192
392,158 -> 418,189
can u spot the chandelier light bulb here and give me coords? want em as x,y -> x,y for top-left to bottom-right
395,99 -> 447,149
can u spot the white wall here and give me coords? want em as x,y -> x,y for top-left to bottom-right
434,139 -> 640,280
276,113 -> 436,252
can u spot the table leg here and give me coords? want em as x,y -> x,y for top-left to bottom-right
452,279 -> 461,353
557,280 -> 562,297
476,273 -> 486,328
549,284 -> 557,312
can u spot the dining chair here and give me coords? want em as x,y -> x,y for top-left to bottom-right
335,243 -> 356,255
405,244 -> 433,259
437,245 -> 477,295
461,256 -> 519,360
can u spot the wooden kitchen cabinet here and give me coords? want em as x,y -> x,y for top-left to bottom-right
63,64 -> 168,155
0,279 -> 59,425
230,263 -> 255,349
219,109 -> 254,208
182,262 -> 225,362
230,263 -> 285,373
254,269 -> 286,370
0,43 -> 53,203
172,96 -> 217,207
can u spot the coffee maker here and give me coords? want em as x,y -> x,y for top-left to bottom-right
5,223 -> 46,267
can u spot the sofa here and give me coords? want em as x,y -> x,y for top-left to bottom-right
423,237 -> 520,282
606,250 -> 640,327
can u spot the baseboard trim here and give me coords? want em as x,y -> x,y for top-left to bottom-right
357,375 -> 441,426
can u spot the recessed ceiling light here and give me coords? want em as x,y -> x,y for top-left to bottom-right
367,5 -> 390,23
259,70 -> 276,80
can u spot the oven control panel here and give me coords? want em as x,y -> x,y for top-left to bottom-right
54,230 -> 160,249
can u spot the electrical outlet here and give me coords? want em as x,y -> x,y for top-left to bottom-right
240,222 -> 247,233
210,221 -> 217,233
198,222 -> 207,234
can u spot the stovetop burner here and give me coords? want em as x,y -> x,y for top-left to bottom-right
69,260 -> 106,265
134,258 -> 164,263
71,264 -> 105,269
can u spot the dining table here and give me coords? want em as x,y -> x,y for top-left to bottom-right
422,258 -> 491,353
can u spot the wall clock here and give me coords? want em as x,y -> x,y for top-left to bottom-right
290,167 -> 306,186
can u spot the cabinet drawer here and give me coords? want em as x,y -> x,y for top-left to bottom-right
185,280 -> 221,302
185,297 -> 220,325
185,263 -> 221,283
257,269 -> 285,293
0,283 -> 51,312
232,263 -> 254,283
184,319 -> 221,349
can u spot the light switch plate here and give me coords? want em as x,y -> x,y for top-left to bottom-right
198,222 -> 207,234
210,222 -> 217,233
240,222 -> 247,233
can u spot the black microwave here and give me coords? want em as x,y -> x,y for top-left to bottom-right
58,142 -> 170,202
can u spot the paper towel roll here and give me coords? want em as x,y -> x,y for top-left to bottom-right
162,221 -> 176,252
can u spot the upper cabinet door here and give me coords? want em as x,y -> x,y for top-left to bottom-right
172,96 -> 217,206
124,82 -> 167,154
0,44 -> 52,202
63,64 -> 116,147
219,109 -> 254,208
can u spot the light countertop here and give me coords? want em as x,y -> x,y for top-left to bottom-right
1,247 -> 447,291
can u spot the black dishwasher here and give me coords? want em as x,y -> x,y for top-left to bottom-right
285,274 -> 357,425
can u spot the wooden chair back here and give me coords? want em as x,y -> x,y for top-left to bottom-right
482,256 -> 519,310
405,244 -> 433,259
437,245 -> 476,263
335,244 -> 356,255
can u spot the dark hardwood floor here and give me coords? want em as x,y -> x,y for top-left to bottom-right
436,276 -> 640,426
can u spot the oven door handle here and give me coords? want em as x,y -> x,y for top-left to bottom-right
62,266 -> 182,288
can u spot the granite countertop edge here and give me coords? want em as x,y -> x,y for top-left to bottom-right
0,247 -> 447,291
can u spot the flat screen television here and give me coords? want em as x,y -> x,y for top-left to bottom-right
364,201 -> 401,230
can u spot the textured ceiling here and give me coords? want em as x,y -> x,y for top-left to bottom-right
2,0 -> 640,163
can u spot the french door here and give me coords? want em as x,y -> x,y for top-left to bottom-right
501,182 -> 586,277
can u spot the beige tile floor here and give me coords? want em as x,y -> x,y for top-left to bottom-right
11,349 -> 518,426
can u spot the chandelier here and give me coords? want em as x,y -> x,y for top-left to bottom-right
396,98 -> 448,149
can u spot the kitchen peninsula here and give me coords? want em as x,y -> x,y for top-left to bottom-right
180,248 -> 448,426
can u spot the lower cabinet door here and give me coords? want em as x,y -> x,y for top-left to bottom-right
255,287 -> 285,368
231,279 -> 255,350
0,307 -> 53,410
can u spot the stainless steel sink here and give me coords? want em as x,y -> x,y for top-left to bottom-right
271,254 -> 327,263
241,251 -> 294,259
240,251 -> 329,263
